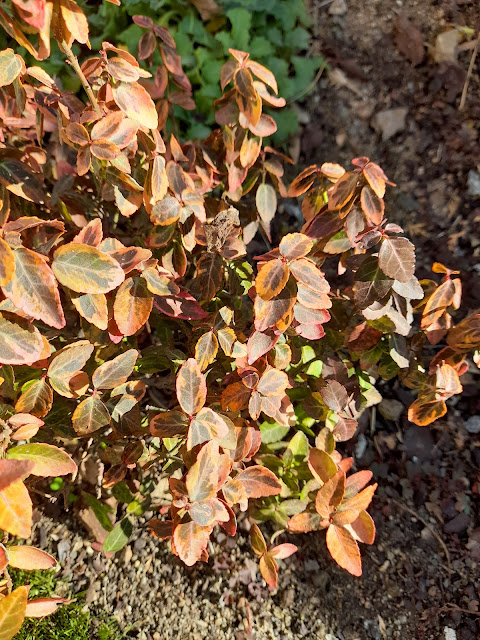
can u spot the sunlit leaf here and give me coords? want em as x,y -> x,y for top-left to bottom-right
52,243 -> 125,294
0,480 -> 32,539
7,443 -> 76,477
6,546 -> 56,570
378,237 -> 415,283
114,276 -> 153,336
15,379 -> 53,417
176,358 -> 206,416
92,349 -> 138,389
0,313 -> 44,366
0,586 -> 28,640
72,395 -> 110,435
112,81 -> 158,129
4,248 -> 65,329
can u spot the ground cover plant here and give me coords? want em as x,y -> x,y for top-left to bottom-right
0,0 -> 479,636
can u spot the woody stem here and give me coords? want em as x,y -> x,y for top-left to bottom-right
61,41 -> 102,118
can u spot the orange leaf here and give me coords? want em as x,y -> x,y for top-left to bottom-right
195,331 -> 219,372
176,358 -> 206,416
256,259 -> 289,301
113,276 -> 153,336
112,81 -> 158,130
407,397 -> 447,426
221,382 -> 251,412
288,511 -> 321,533
350,510 -> 376,545
0,480 -> 32,538
149,410 -> 188,439
259,552 -> 278,588
60,0 -> 89,45
173,521 -> 211,566
0,585 -> 28,640
15,379 -> 53,417
250,523 -> 267,556
326,524 -> 362,576
0,236 -> 14,286
308,448 -> 337,484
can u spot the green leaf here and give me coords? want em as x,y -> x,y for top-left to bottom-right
260,420 -> 290,444
286,431 -> 309,461
103,518 -> 133,553
226,8 -> 251,50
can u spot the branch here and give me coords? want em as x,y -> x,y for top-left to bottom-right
61,41 -> 102,118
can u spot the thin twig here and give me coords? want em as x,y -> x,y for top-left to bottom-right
459,34 -> 479,111
391,499 -> 452,572
61,41 -> 102,118
439,603 -> 480,617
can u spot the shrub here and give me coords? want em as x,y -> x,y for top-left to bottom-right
0,0 -> 479,635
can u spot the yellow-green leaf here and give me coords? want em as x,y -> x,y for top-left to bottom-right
0,49 -> 22,88
92,349 -> 139,390
52,243 -> 125,294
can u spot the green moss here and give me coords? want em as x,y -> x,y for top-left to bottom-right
10,569 -> 122,640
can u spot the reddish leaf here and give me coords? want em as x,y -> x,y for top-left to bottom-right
0,459 -> 34,492
25,598 -> 70,618
360,185 -> 384,225
378,237 -> 415,283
